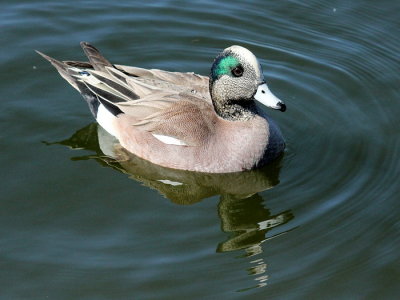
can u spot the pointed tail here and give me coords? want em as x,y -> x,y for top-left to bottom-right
35,50 -> 82,91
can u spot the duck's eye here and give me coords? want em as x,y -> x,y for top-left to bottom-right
231,65 -> 244,77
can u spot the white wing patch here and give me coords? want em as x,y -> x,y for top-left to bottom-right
152,133 -> 188,146
157,179 -> 184,186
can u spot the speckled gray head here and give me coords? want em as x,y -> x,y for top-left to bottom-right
209,45 -> 286,120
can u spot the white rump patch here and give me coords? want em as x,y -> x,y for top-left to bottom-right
152,133 -> 187,146
97,104 -> 117,137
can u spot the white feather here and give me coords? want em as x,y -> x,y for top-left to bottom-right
85,74 -> 102,85
96,104 -> 117,137
152,133 -> 187,146
157,179 -> 184,186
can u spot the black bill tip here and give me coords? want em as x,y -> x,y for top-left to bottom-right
278,102 -> 286,112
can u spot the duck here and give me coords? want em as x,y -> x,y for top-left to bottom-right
37,42 -> 286,173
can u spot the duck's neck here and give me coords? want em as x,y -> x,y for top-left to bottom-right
213,99 -> 259,121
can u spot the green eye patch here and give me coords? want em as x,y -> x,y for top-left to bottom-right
212,55 -> 240,79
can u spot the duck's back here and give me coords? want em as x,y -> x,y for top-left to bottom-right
115,65 -> 211,102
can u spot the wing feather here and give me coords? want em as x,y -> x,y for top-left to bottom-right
89,71 -> 139,100
115,92 -> 216,146
115,65 -> 210,101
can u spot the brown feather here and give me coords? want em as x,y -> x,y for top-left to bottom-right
80,42 -> 113,71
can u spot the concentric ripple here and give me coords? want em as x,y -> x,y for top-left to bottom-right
1,0 -> 399,299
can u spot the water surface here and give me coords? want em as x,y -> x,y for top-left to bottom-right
1,0 -> 399,299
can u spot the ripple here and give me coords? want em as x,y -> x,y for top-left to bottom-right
2,0 -> 400,298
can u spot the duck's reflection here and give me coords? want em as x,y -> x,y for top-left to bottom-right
218,193 -> 294,290
50,123 -> 295,290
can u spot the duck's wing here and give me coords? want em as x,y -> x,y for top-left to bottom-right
37,42 -> 216,146
52,62 -> 216,146
115,91 -> 217,147
115,65 -> 211,102
69,64 -> 216,146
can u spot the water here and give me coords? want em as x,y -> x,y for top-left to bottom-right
1,0 -> 399,299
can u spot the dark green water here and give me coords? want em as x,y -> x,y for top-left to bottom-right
1,0 -> 399,299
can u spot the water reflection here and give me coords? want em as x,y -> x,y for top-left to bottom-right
48,123 -> 295,289
218,193 -> 294,290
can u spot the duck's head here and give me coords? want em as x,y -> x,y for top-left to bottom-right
209,45 -> 285,120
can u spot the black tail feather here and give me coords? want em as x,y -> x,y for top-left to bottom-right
37,44 -> 124,118
89,72 -> 139,101
82,81 -> 124,116
36,50 -> 101,117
